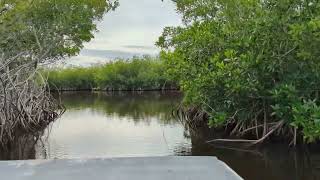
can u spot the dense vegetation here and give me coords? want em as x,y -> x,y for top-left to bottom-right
45,57 -> 178,91
158,0 -> 320,144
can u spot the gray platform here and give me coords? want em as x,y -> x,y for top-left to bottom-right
0,156 -> 242,180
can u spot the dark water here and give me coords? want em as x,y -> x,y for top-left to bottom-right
1,91 -> 320,180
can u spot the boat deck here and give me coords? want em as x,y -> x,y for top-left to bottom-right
0,156 -> 242,180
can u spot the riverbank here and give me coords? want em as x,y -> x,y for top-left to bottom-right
44,57 -> 178,92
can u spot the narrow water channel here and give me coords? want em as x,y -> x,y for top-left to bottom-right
1,92 -> 320,180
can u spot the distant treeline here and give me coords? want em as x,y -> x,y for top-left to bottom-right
44,57 -> 178,91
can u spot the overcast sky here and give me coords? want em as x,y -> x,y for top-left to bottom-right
67,0 -> 181,66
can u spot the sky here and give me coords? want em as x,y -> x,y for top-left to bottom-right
66,0 -> 182,66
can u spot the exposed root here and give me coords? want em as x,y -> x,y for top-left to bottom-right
0,54 -> 64,145
207,139 -> 257,143
240,122 -> 278,135
173,104 -> 208,129
207,120 -> 285,145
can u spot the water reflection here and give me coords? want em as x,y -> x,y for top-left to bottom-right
40,91 -> 190,159
0,133 -> 48,160
59,91 -> 180,123
186,128 -> 320,180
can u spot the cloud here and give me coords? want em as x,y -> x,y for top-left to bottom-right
62,49 -> 158,67
80,49 -> 143,59
122,45 -> 157,50
66,0 -> 182,66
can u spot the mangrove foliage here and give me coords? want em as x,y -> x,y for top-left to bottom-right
157,0 -> 320,145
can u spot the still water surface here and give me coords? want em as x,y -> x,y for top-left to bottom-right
2,92 -> 320,180
43,91 -> 189,158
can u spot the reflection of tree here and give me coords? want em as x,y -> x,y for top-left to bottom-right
0,134 -> 42,160
175,124 -> 320,180
255,146 -> 320,180
56,91 -> 182,125
0,123 -> 51,160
